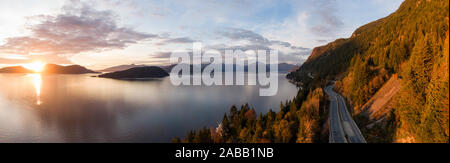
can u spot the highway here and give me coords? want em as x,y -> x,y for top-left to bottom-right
325,85 -> 366,143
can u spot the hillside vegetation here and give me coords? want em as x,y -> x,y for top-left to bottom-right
173,88 -> 329,143
288,0 -> 449,143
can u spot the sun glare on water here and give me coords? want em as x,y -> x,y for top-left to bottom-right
28,74 -> 42,105
23,61 -> 46,73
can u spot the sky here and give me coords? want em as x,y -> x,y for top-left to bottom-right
0,0 -> 404,70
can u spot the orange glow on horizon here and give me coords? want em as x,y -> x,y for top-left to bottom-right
23,61 -> 46,73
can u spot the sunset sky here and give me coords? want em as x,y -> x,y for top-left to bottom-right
0,0 -> 403,70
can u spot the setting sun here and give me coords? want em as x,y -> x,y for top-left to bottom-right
23,61 -> 46,73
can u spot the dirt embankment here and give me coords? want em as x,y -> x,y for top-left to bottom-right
361,75 -> 403,121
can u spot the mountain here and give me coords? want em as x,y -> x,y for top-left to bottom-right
0,66 -> 33,73
288,0 -> 448,143
99,64 -> 147,72
98,66 -> 169,79
162,63 -> 298,74
0,64 -> 98,74
42,64 -> 98,74
100,64 -> 178,74
101,62 -> 297,74
278,63 -> 299,73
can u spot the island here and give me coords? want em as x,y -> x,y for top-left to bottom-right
98,64 -> 147,72
98,66 -> 169,79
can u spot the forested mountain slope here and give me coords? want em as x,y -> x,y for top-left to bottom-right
288,0 -> 449,143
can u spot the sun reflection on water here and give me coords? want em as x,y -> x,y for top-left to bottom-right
27,74 -> 42,105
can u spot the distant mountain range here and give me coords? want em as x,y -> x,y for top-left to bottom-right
0,62 -> 298,79
0,64 -> 98,74
96,63 -> 298,80
42,64 -> 98,74
0,66 -> 33,73
99,63 -> 299,73
279,63 -> 299,73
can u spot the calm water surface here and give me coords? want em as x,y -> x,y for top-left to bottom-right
0,73 -> 298,142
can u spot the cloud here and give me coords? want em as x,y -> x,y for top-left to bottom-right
0,0 -> 157,60
207,44 -> 270,52
0,57 -> 29,65
157,37 -> 196,45
151,51 -> 173,58
315,39 -> 328,43
218,28 -> 309,48
218,28 -> 268,44
146,27 -> 311,64
0,53 -> 73,65
290,45 -> 311,51
278,51 -> 311,65
309,0 -> 343,36
208,28 -> 312,64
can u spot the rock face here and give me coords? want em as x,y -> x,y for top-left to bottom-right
98,66 -> 169,79
42,64 -> 98,74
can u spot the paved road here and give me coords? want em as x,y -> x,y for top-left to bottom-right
325,85 -> 366,143
325,86 -> 347,143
